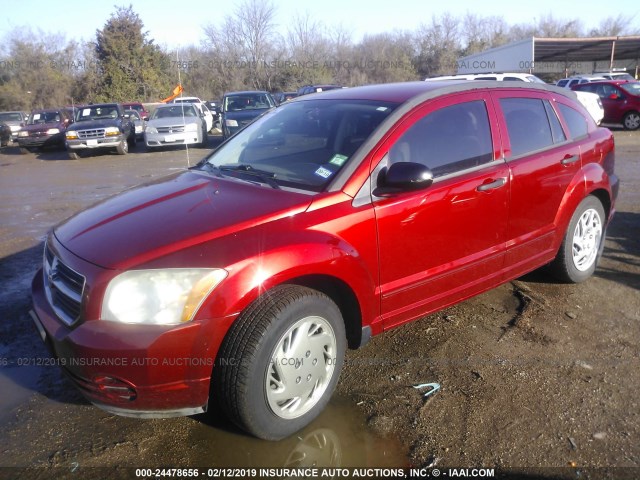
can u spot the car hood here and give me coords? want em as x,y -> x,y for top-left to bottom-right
71,119 -> 121,130
54,170 -> 312,269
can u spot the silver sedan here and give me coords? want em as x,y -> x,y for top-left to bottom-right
144,104 -> 208,149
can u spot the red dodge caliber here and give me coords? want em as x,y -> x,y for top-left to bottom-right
31,81 -> 618,440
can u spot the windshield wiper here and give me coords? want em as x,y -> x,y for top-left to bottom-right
219,164 -> 280,189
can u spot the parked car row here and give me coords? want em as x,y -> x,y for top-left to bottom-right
0,97 -> 220,157
425,72 -> 605,125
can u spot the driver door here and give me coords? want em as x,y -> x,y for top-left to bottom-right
372,92 -> 510,330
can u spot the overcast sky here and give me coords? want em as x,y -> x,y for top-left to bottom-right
2,0 -> 639,49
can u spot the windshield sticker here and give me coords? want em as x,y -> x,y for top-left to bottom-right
314,166 -> 333,179
376,106 -> 388,112
329,154 -> 348,166
32,114 -> 41,120
82,108 -> 91,116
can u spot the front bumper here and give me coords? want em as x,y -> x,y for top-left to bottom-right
30,245 -> 219,416
66,135 -> 124,150
144,131 -> 201,147
17,133 -> 65,149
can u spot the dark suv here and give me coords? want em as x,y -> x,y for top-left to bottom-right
65,103 -> 135,159
573,80 -> 640,130
220,91 -> 276,139
297,84 -> 343,96
31,81 -> 617,441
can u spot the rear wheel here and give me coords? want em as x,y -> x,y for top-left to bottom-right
550,196 -> 605,283
213,285 -> 346,440
623,111 -> 640,130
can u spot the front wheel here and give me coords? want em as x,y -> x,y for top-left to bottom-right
116,139 -> 128,155
213,285 -> 346,440
550,196 -> 606,283
623,111 -> 640,130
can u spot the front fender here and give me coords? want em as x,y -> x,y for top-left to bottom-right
198,227 -> 378,325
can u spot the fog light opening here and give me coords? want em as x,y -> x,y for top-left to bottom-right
93,375 -> 137,401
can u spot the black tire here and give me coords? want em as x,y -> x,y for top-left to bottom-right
67,150 -> 79,160
127,131 -> 136,149
549,196 -> 606,283
200,132 -> 208,148
213,285 -> 346,440
623,111 -> 640,130
116,139 -> 128,155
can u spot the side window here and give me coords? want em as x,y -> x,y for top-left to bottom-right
500,98 -> 554,157
557,103 -> 588,139
388,100 -> 493,178
544,101 -> 566,143
579,84 -> 597,94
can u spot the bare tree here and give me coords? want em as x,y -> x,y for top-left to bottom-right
590,14 -> 640,36
202,0 -> 280,91
413,13 -> 462,77
462,13 -> 510,55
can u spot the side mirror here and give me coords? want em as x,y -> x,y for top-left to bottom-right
373,161 -> 434,196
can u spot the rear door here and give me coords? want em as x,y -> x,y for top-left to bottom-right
491,90 -> 585,278
371,92 -> 511,330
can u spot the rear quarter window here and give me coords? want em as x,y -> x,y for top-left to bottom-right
557,103 -> 588,139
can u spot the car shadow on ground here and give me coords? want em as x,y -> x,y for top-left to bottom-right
516,211 -> 640,290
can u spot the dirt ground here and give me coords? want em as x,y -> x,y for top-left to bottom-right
0,130 -> 638,480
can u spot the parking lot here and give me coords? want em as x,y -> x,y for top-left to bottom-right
0,130 -> 638,478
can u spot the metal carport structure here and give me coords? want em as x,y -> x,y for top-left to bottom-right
456,36 -> 640,77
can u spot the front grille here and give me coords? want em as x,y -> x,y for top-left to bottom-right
156,125 -> 186,134
78,129 -> 105,139
44,243 -> 86,326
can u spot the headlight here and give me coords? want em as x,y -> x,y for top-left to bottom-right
65,130 -> 78,139
18,131 -> 29,137
225,119 -> 238,127
104,126 -> 120,136
46,128 -> 60,135
102,268 -> 227,325
185,123 -> 198,132
146,126 -> 158,134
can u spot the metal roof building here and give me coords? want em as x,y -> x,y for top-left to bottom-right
456,36 -> 640,77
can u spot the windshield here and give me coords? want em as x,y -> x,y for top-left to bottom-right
620,82 -> 640,96
224,93 -> 275,111
28,111 -> 62,124
76,105 -> 118,121
201,99 -> 398,192
150,105 -> 198,119
125,110 -> 141,120
0,112 -> 23,122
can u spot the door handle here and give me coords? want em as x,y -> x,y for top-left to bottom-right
561,154 -> 580,165
476,177 -> 506,192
